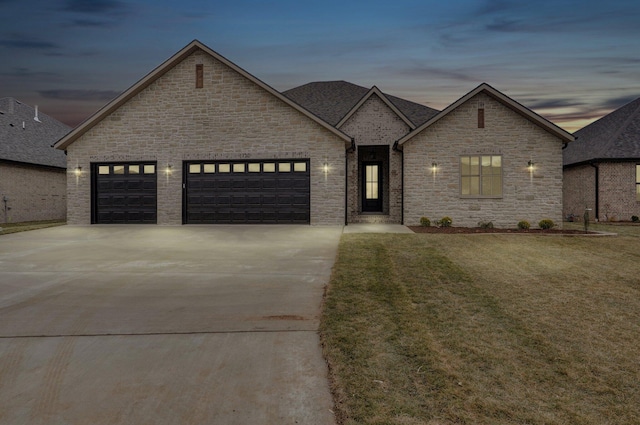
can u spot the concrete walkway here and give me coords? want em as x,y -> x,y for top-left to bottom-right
342,223 -> 414,233
0,225 -> 343,425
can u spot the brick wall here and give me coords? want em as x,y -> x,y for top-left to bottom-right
65,49 -> 347,225
564,162 -> 640,221
339,93 -> 410,223
0,162 -> 66,223
403,92 -> 565,228
563,164 -> 595,220
599,162 -> 640,221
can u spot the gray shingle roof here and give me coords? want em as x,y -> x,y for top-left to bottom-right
0,97 -> 69,168
282,81 -> 439,127
564,96 -> 640,166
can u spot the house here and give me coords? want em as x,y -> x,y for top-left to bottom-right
563,96 -> 640,222
0,98 -> 69,223
54,40 -> 573,227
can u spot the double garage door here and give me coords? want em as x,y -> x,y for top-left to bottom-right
92,160 -> 310,224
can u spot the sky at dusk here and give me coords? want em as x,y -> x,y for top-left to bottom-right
1,0 -> 639,132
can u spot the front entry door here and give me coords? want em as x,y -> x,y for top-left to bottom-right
362,162 -> 383,212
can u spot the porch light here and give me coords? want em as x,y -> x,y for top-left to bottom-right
527,160 -> 535,170
323,162 -> 329,174
165,164 -> 173,175
74,166 -> 82,176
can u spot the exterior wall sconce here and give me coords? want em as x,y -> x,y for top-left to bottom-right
527,160 -> 535,170
74,166 -> 82,176
431,162 -> 438,170
165,164 -> 173,175
323,162 -> 329,174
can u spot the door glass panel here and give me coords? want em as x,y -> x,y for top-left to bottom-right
263,163 -> 275,172
129,165 -> 140,174
218,164 -> 230,173
204,164 -> 215,173
365,165 -> 379,200
279,162 -> 291,172
189,164 -> 201,174
233,163 -> 245,173
113,165 -> 125,174
248,163 -> 260,172
294,162 -> 306,172
144,165 -> 155,174
98,165 -> 110,175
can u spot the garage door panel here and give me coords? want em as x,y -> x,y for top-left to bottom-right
92,162 -> 157,224
184,160 -> 309,224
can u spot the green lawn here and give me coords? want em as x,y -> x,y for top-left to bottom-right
321,227 -> 640,424
0,220 -> 66,235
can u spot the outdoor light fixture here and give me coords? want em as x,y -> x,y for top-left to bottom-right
527,160 -> 535,170
165,164 -> 173,175
431,162 -> 438,169
74,166 -> 82,176
323,162 -> 329,173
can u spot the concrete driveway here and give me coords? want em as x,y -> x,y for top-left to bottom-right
0,225 -> 343,425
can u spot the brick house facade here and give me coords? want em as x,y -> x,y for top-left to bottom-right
563,97 -> 640,221
1,98 -> 68,224
55,40 -> 572,228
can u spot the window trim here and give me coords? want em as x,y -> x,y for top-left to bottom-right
459,154 -> 503,198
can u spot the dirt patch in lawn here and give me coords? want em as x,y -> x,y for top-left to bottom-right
409,226 -> 597,234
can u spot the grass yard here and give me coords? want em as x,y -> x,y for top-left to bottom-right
0,220 -> 66,235
321,227 -> 640,424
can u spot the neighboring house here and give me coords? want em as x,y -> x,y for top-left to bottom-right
563,97 -> 640,222
54,40 -> 573,227
0,98 -> 69,223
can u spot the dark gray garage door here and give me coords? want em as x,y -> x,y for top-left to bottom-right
92,162 -> 157,224
184,160 -> 310,224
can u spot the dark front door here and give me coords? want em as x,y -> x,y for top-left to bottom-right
362,162 -> 383,212
184,159 -> 310,224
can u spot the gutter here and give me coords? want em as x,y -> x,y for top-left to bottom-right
589,162 -> 599,221
392,141 -> 404,224
345,138 -> 355,226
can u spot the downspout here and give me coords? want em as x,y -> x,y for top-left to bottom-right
392,140 -> 404,225
589,162 -> 599,221
345,138 -> 355,226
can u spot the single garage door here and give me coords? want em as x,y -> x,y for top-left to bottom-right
184,159 -> 310,224
92,162 -> 157,224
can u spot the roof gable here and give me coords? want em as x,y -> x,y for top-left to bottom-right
564,96 -> 640,165
283,81 -> 438,127
0,98 -> 69,168
397,83 -> 574,146
336,86 -> 415,129
55,40 -> 350,150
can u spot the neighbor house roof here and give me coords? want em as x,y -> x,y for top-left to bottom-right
55,40 -> 351,150
283,81 -> 439,128
397,83 -> 575,147
0,97 -> 69,168
564,96 -> 640,166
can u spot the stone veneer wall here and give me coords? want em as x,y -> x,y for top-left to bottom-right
403,92 -> 565,228
65,49 -> 347,225
339,93 -> 410,223
0,162 -> 66,223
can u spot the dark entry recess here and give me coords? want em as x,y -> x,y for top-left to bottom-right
91,162 -> 157,224
183,159 -> 310,224
361,161 -> 383,212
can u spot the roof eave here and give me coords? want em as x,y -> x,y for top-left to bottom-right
55,40 -> 350,150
